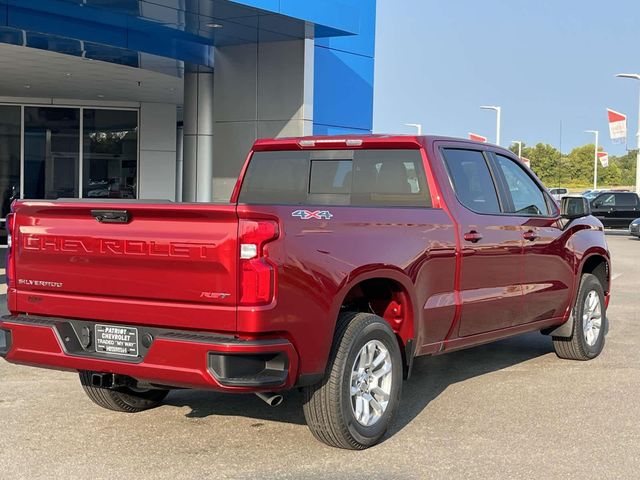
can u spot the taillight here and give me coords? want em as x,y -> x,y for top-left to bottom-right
5,212 -> 15,288
238,219 -> 279,306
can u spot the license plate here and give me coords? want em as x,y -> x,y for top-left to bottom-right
95,324 -> 139,357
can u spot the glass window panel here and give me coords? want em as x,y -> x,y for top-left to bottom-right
0,105 -> 21,215
442,149 -> 500,214
238,151 -> 309,205
615,193 -> 638,207
239,149 -> 430,207
0,105 -> 21,246
24,107 -> 79,199
83,109 -> 138,199
351,150 -> 430,207
495,154 -> 550,216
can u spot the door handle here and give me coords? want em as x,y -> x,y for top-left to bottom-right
463,231 -> 483,243
523,230 -> 538,241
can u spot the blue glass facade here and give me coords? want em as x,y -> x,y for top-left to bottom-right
314,0 -> 376,135
0,0 -> 376,134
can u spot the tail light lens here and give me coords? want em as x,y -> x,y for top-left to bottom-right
239,219 -> 279,305
6,212 -> 15,288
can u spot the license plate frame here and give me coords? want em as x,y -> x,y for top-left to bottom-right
94,324 -> 139,357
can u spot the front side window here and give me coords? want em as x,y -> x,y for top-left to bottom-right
442,148 -> 501,214
495,154 -> 550,216
596,194 -> 615,207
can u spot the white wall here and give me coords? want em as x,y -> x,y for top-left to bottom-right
210,39 -> 314,202
138,102 -> 177,200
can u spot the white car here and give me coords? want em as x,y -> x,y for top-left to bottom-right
549,187 -> 568,202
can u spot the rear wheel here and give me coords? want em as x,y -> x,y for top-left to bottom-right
553,273 -> 606,360
79,371 -> 169,413
302,312 -> 403,450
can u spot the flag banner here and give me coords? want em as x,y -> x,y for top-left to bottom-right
607,109 -> 627,143
468,133 -> 487,143
598,151 -> 609,168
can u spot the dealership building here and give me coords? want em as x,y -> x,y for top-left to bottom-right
0,0 -> 376,239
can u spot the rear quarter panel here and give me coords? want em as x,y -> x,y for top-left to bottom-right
237,203 -> 457,376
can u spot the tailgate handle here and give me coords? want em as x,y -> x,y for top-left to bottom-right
91,210 -> 130,224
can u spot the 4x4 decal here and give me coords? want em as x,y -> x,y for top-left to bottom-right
292,210 -> 333,220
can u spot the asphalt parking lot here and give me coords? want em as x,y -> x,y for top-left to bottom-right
0,232 -> 639,479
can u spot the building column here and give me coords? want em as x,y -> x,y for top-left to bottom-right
182,66 -> 214,202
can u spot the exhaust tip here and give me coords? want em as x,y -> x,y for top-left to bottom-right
256,392 -> 284,407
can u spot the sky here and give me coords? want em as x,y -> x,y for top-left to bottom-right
373,0 -> 640,156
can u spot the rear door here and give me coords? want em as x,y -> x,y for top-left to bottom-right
440,147 -> 524,337
13,202 -> 239,331
613,193 -> 640,227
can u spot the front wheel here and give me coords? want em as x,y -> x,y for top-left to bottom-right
303,312 -> 403,450
553,273 -> 607,360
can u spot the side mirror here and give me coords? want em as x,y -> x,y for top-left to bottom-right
561,196 -> 591,219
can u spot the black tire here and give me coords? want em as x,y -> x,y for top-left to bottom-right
553,273 -> 607,360
79,371 -> 169,413
302,312 -> 403,450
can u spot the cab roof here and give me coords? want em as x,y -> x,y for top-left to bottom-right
252,134 -> 500,151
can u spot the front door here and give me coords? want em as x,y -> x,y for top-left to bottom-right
491,153 -> 574,324
590,193 -> 616,227
440,148 -> 524,337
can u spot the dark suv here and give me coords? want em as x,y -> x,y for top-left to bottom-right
590,191 -> 640,228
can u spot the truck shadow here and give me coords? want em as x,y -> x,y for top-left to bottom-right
166,332 -> 554,434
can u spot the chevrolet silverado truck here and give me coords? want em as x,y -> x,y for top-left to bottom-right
0,135 -> 611,450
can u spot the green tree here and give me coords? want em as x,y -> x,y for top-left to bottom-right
565,145 -> 596,187
610,150 -> 637,187
509,142 -> 562,185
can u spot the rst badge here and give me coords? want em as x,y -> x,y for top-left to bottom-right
292,210 -> 333,220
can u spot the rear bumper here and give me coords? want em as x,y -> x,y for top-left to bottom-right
0,315 -> 299,392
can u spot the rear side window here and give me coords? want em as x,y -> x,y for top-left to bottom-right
239,149 -> 431,207
615,193 -> 638,207
442,149 -> 501,214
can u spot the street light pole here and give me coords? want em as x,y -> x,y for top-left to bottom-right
511,140 -> 523,158
585,130 -> 599,190
403,123 -> 423,135
480,106 -> 501,146
615,74 -> 640,194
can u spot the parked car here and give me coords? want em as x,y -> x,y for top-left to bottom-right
630,218 -> 640,238
549,187 -> 569,202
589,191 -> 640,228
0,135 -> 611,450
583,189 -> 605,201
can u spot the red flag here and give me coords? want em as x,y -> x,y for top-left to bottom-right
598,152 -> 609,168
468,133 -> 487,143
607,109 -> 627,143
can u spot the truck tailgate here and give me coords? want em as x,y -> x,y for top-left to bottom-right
11,201 -> 238,332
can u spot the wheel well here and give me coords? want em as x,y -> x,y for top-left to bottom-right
582,255 -> 609,293
340,278 -> 414,376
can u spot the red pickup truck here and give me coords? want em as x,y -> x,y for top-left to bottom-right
0,135 -> 610,450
